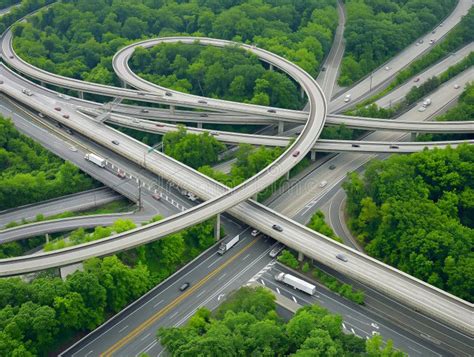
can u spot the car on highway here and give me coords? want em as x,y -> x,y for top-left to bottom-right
156,123 -> 164,127
329,164 -> 336,170
165,91 -> 172,96
179,282 -> 190,291
319,180 -> 327,188
454,84 -> 460,89
21,88 -> 33,96
292,150 -> 300,157
152,193 -> 161,200
111,139 -> 119,145
65,128 -> 73,135
133,118 -> 140,123
418,106 -> 426,112
431,30 -> 436,34
321,67 -> 326,72
272,224 -> 283,232
117,171 -> 126,179
62,114 -> 70,119
251,229 -> 260,237
336,253 -> 348,262
384,66 -> 390,71
38,112 -> 45,118
269,243 -> 285,258
267,109 -> 276,113
429,39 -> 435,45
57,93 -> 64,99
137,92 -> 146,96
200,113 -> 208,117
414,77 -> 420,82
344,94 -> 351,102
8,55 -> 13,59
198,100 -> 207,104
389,145 -> 399,149
210,131 -> 219,136
69,146 -> 78,152
141,108 -> 149,113
54,107 -> 61,111
351,144 -> 360,148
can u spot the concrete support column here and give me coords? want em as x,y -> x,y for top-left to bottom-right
40,81 -> 45,87
269,63 -> 274,71
214,214 -> 221,241
252,193 -> 258,201
410,132 -> 418,141
298,251 -> 304,262
285,171 -> 290,180
170,105 -> 175,114
310,151 -> 316,161
78,91 -> 84,99
45,233 -> 50,244
278,120 -> 284,134
197,122 -> 202,129
300,86 -> 305,99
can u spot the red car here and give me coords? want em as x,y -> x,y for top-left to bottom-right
292,150 -> 300,157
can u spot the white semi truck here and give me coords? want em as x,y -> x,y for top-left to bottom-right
275,272 -> 317,295
84,153 -> 106,168
217,234 -> 240,255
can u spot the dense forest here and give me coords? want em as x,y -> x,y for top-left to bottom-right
0,117 -> 96,211
0,218 -> 218,355
13,0 -> 338,86
158,286 -> 403,356
343,145 -> 474,302
131,44 -> 305,109
0,0 -> 20,9
339,0 -> 458,85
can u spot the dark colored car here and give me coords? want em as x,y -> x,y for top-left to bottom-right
165,91 -> 172,96
267,109 -> 276,113
198,100 -> 207,104
389,145 -> 399,149
141,109 -> 149,113
54,107 -> 61,111
112,140 -> 119,145
62,114 -> 70,119
351,144 -> 360,148
292,150 -> 300,157
336,253 -> 348,262
329,164 -> 336,170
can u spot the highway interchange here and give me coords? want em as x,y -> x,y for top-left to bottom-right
0,0 -> 473,355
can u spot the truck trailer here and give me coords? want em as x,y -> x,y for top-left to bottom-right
275,272 -> 316,295
217,234 -> 240,255
84,153 -> 106,168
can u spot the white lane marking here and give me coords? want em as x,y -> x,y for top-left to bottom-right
168,311 -> 179,320
351,328 -> 356,334
260,279 -> 265,286
118,325 -> 128,333
207,257 -> 222,268
153,299 -> 164,308
84,351 -> 94,357
292,296 -> 297,303
217,273 -> 227,281
342,322 -> 346,330
197,290 -> 206,298
243,254 -> 250,260
140,333 -> 151,341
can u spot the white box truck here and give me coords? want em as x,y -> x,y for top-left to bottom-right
84,153 -> 106,168
217,234 -> 239,255
275,272 -> 316,295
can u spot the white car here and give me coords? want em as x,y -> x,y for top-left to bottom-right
251,229 -> 260,237
269,243 -> 285,258
69,146 -> 78,152
344,94 -> 351,103
454,84 -> 460,89
319,180 -> 328,188
384,66 -> 390,71
418,106 -> 426,112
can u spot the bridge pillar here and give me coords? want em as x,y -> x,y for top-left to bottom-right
197,122 -> 202,129
285,171 -> 290,180
252,193 -> 258,201
278,121 -> 284,134
300,86 -> 305,99
310,151 -> 316,161
214,214 -> 221,241
410,132 -> 418,141
298,251 -> 304,262
269,63 -> 274,71
40,81 -> 45,87
45,233 -> 50,244
78,91 -> 84,99
170,105 -> 175,114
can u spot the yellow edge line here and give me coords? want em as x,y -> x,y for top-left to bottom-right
101,237 -> 259,356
